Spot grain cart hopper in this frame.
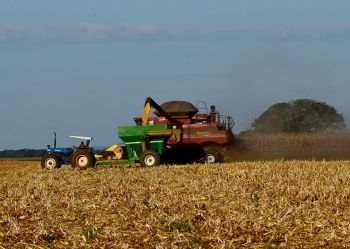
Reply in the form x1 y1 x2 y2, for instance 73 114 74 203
95 124 180 167
94 98 184 167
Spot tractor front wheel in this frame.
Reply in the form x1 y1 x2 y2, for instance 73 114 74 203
41 154 62 169
71 150 95 170
140 150 161 167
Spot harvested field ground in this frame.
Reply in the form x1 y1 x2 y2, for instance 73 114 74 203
1 160 350 248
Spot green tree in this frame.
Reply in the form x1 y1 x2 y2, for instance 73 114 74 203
252 99 346 133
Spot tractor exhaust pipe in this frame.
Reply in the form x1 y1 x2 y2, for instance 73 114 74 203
54 132 57 148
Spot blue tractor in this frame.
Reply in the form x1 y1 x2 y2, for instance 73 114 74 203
41 132 96 170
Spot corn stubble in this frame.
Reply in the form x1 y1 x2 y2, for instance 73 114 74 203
1 160 350 248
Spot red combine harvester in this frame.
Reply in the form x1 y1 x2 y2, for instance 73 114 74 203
134 97 235 164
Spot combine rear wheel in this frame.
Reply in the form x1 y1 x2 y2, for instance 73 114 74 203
71 150 95 170
140 150 160 167
41 154 62 169
203 145 223 164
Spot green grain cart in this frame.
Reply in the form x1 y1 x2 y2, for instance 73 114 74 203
96 124 178 167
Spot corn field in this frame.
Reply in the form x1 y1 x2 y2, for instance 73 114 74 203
227 132 350 161
1 159 350 248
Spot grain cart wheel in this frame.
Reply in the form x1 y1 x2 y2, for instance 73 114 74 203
140 150 160 167
41 154 62 169
203 145 223 164
71 150 95 170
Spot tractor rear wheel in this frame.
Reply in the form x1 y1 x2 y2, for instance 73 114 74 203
203 145 223 164
41 154 62 169
71 150 95 170
140 150 161 167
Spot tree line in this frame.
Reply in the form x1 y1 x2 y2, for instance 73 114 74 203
0 149 46 158
252 99 346 133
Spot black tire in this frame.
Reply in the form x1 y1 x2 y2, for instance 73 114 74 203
41 154 62 169
71 150 95 170
91 155 96 168
203 145 223 164
140 150 161 167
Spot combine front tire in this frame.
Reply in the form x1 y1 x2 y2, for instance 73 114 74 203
71 150 95 170
140 150 160 167
41 154 62 169
203 145 223 164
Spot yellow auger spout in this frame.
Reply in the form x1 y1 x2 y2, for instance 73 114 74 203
142 101 151 126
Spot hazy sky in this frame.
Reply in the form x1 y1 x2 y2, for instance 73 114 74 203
1 1 350 149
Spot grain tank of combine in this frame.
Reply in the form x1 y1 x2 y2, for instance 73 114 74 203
134 97 235 163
